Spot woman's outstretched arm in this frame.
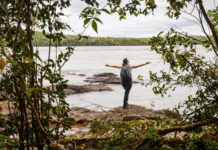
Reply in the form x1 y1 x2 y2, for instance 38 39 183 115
132 62 151 69
105 64 121 69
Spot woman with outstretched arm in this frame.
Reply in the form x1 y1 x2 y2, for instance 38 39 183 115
105 58 151 109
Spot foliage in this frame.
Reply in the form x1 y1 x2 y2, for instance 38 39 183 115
33 32 206 47
0 0 80 149
73 115 217 150
208 6 218 33
33 32 150 46
88 117 161 150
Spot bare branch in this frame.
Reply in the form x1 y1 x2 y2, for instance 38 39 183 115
198 0 218 48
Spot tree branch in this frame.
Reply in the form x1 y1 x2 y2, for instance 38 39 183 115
0 42 10 60
3 0 15 52
198 0 218 48
14 0 25 44
134 119 217 150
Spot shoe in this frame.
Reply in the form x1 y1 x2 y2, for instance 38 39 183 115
123 105 130 109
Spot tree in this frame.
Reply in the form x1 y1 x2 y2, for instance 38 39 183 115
0 0 90 149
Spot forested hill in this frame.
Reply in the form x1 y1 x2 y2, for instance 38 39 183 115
33 32 150 46
33 32 204 46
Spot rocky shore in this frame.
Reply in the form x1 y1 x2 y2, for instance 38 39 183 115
0 101 182 125
65 104 182 124
0 101 186 150
0 72 187 149
84 73 139 84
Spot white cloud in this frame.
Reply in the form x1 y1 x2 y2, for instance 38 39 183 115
60 0 216 37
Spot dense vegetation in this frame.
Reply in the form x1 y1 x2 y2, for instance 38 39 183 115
33 32 205 46
33 32 150 46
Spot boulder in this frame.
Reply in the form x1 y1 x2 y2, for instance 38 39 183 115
45 84 112 95
84 72 138 84
84 76 138 84
68 105 183 124
64 84 112 95
93 73 117 78
110 105 183 121
79 74 86 76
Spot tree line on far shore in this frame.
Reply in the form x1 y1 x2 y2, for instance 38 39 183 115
33 32 205 46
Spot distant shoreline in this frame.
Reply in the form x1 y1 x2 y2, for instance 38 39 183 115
33 32 204 47
34 44 202 47
34 45 150 47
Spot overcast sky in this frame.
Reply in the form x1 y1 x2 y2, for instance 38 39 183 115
59 0 217 37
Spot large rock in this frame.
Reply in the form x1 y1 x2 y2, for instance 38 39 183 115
64 84 112 95
84 77 123 84
68 105 183 124
45 84 112 95
84 73 138 84
93 73 117 78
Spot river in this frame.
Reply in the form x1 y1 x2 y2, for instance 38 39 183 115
37 45 213 111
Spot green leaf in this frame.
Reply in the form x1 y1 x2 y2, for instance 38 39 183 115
9 61 18 65
91 9 95 16
133 12 138 17
15 15 20 19
27 88 34 99
101 9 110 14
94 18 103 24
171 4 176 10
92 20 98 33
157 31 164 36
0 134 11 142
82 36 88 39
119 15 126 21
58 12 64 16
84 18 92 26
56 105 60 112
175 50 179 57
33 51 42 61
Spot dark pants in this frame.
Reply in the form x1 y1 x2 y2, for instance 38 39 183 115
121 78 132 107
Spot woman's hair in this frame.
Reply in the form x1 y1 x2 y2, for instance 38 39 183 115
122 58 128 67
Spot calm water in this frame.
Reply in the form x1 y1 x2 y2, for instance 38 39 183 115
37 46 213 111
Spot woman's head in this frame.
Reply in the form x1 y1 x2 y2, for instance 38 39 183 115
122 58 129 66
